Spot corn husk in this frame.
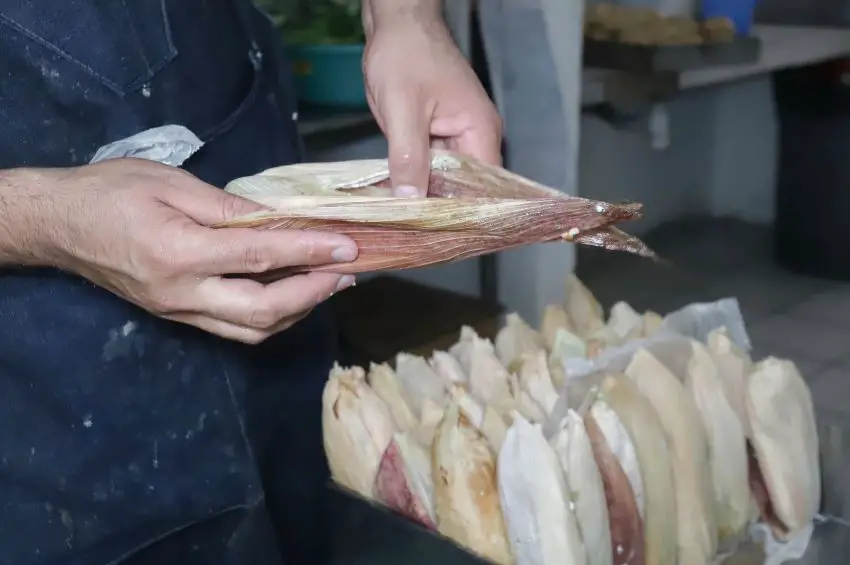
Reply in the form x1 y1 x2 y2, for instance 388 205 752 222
495 313 546 368
682 341 750 545
746 358 820 539
376 431 436 529
625 349 717 565
416 398 446 447
450 386 508 453
217 150 653 277
540 304 575 350
607 301 643 342
548 328 588 387
430 350 468 388
367 362 418 432
595 374 678 565
450 325 481 374
514 350 560 418
641 311 664 338
433 402 513 564
322 364 396 499
394 353 447 417
707 326 753 437
551 410 613 565
499 414 587 565
565 274 606 338
467 335 516 416
584 397 645 565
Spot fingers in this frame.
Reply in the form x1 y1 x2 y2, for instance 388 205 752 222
182 227 359 277
454 115 503 167
382 91 434 198
170 310 312 345
191 271 354 330
159 176 269 225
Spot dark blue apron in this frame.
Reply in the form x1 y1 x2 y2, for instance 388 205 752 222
0 1 337 564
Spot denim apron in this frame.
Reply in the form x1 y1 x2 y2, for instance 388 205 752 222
0 1 337 564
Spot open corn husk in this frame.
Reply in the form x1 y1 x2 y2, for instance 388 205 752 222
376 431 436 529
394 353 447 417
707 326 754 437
367 362 418 433
499 414 587 565
416 398 446 447
450 325 481 374
450 385 508 453
641 311 664 338
607 301 644 342
593 374 678 565
682 341 750 545
322 364 396 500
746 358 820 539
496 313 546 368
514 350 560 419
430 350 468 388
433 401 513 565
625 349 717 565
540 304 574 350
467 335 516 416
565 274 606 338
217 150 653 277
583 396 645 565
550 410 613 565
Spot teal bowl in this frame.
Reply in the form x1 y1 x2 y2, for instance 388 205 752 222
287 43 368 109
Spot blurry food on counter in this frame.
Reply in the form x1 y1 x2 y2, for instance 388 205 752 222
585 3 737 45
321 274 821 565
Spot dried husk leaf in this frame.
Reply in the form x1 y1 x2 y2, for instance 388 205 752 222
468 335 516 416
641 311 664 338
515 350 560 418
430 350 468 388
707 326 754 437
416 398 445 447
433 402 512 565
367 362 418 432
682 341 750 545
322 364 396 499
394 353 447 417
495 313 546 367
746 357 820 538
450 325 482 374
548 328 588 387
217 150 654 278
510 371 546 423
584 398 644 565
375 431 437 529
597 374 678 565
499 414 587 565
551 410 613 565
540 303 574 350
607 301 644 342
625 349 717 565
448 386 507 453
565 275 606 338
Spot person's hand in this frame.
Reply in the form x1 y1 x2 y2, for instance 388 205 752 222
362 8 502 197
32 159 358 344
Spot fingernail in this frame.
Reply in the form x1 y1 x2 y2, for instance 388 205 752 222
331 245 358 263
336 275 356 292
394 184 420 198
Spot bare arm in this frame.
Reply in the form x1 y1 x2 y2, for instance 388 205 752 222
0 168 56 267
361 0 442 37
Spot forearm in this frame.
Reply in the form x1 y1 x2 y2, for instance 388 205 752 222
0 169 57 267
362 0 443 36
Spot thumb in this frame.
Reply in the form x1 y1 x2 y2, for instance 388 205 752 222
382 94 433 198
160 174 268 226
